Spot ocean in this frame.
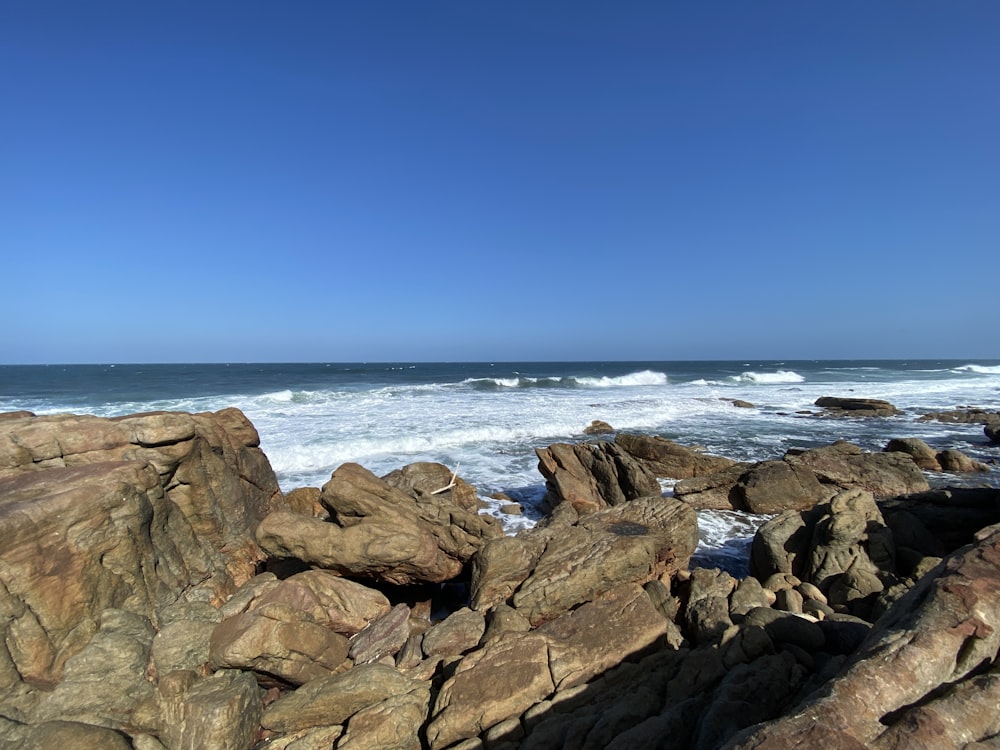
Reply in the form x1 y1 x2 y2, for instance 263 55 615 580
3 360 999 573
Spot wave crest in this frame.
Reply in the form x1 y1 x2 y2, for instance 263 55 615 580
955 364 1000 375
734 370 805 385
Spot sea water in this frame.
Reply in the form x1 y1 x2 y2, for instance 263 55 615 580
2 360 998 572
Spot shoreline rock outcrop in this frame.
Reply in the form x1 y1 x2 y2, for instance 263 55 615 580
2 408 999 750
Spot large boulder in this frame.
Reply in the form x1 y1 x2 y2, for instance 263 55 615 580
535 441 661 514
615 433 738 479
0 409 278 690
256 463 502 585
814 396 901 417
785 441 929 498
470 495 699 625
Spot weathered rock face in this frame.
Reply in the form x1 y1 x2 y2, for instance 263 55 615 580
535 441 661 514
256 462 502 585
381 461 480 513
614 433 738 479
727 523 1000 749
675 441 929 514
0 410 278 689
884 437 990 474
470 495 699 625
987 422 1000 444
814 396 901 417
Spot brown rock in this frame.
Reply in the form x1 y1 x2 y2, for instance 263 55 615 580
0 409 278 690
257 463 502 585
261 663 424 734
471 496 698 625
936 448 989 473
421 607 486 659
382 461 480 513
535 441 661 513
814 396 901 417
734 460 835 514
426 633 554 750
209 607 350 686
727 523 1000 748
539 583 669 690
583 420 615 435
673 463 752 510
23 721 133 750
157 669 263 750
786 441 929 498
348 603 412 664
615 433 738 479
884 437 942 471
251 570 391 635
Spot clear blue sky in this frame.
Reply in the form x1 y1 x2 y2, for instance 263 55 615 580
2 2 998 364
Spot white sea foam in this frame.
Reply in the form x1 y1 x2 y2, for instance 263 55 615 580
956 364 1000 375
734 370 805 384
574 370 668 387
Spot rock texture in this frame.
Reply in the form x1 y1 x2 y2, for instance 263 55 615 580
4 410 1000 750
535 441 661 513
614 433 738 479
675 441 930 513
814 396 901 417
256 462 502 585
0 410 277 690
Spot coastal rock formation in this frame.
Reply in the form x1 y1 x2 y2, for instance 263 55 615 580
917 407 1000 425
884 437 990 473
615 432 738 479
988 422 1000 444
4 408 1000 750
727 522 1000 749
534 441 661 513
470 495 699 624
0 409 278 690
675 441 929 513
255 462 502 585
814 396 901 417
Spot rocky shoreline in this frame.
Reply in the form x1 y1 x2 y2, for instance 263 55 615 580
0 400 998 749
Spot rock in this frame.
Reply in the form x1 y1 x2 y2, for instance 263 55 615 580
726 523 1000 749
151 602 221 676
0 409 278 690
499 502 522 515
348 603 412 664
583 420 615 435
535 441 661 513
884 437 942 471
615 433 738 479
750 507 824 580
382 461 480 513
261 663 424 734
538 583 669 690
157 669 263 750
472 496 698 625
733 460 835 514
209 606 351 686
249 570 391 635
730 399 755 408
880 487 1000 556
278 487 326 517
917 408 1000 425
683 568 737 645
987 423 1000 444
936 448 990 473
24 720 133 750
426 633 554 750
421 608 486 659
31 608 155 728
672 463 751 510
257 463 502 586
786 441 929 498
814 396 901 417
335 683 430 750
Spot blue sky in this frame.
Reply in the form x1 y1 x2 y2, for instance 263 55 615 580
2 2 998 363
